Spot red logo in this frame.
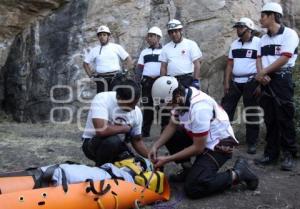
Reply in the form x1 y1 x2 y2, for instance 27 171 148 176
246 50 253 58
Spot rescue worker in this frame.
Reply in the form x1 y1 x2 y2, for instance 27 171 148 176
137 26 163 137
255 2 299 171
149 76 259 199
159 19 202 130
222 17 261 154
83 25 133 93
81 79 149 166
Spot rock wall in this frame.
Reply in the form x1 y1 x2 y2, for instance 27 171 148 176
0 0 299 122
2 0 88 122
0 0 68 116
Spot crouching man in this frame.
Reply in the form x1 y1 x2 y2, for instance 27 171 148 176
148 76 259 198
81 79 149 166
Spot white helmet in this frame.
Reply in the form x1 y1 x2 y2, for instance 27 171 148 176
152 76 178 105
97 25 111 34
167 19 183 31
233 17 255 30
148 26 163 37
262 2 283 16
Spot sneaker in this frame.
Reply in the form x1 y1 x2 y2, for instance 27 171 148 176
233 158 259 190
247 144 256 155
281 152 294 171
169 168 190 183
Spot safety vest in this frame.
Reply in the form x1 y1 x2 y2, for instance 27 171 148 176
184 87 238 147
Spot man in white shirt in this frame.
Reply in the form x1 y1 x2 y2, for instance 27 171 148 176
149 76 258 199
159 19 203 130
255 2 299 171
83 25 133 93
82 79 149 166
160 19 202 88
137 26 163 137
222 18 261 154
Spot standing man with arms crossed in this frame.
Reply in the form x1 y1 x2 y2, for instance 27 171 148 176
255 2 299 171
83 25 133 93
148 76 259 198
159 19 202 129
222 18 261 154
137 26 163 137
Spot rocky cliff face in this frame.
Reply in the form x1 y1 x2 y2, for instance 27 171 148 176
2 0 88 122
0 0 299 122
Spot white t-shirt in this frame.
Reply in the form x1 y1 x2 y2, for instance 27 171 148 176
159 38 202 76
137 47 162 77
176 88 237 150
82 92 143 139
258 26 299 68
84 43 129 73
228 36 260 83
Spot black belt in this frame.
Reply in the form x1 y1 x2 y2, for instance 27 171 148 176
171 73 192 79
274 67 293 75
82 137 91 141
94 71 119 78
233 73 256 78
142 75 159 80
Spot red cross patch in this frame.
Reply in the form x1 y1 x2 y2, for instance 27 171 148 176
275 46 281 55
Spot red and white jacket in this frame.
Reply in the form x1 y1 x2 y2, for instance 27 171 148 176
174 87 238 150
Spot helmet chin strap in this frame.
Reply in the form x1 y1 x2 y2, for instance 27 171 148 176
175 88 192 114
184 88 192 107
238 28 248 38
101 40 109 45
100 35 110 46
173 33 183 46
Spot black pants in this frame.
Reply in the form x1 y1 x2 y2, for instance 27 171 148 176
94 76 114 93
259 73 297 159
161 74 193 130
166 129 232 198
141 76 158 136
82 135 132 166
222 80 260 145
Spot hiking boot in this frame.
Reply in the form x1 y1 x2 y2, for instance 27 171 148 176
281 152 294 171
169 168 190 183
254 155 277 166
233 158 259 190
247 144 256 155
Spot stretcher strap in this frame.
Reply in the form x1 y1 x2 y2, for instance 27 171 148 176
85 179 111 196
134 199 141 209
100 166 124 185
140 170 159 193
97 192 119 209
42 165 68 193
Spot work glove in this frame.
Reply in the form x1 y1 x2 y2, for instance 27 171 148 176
191 79 201 90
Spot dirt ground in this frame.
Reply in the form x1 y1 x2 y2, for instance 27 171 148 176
0 121 300 209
